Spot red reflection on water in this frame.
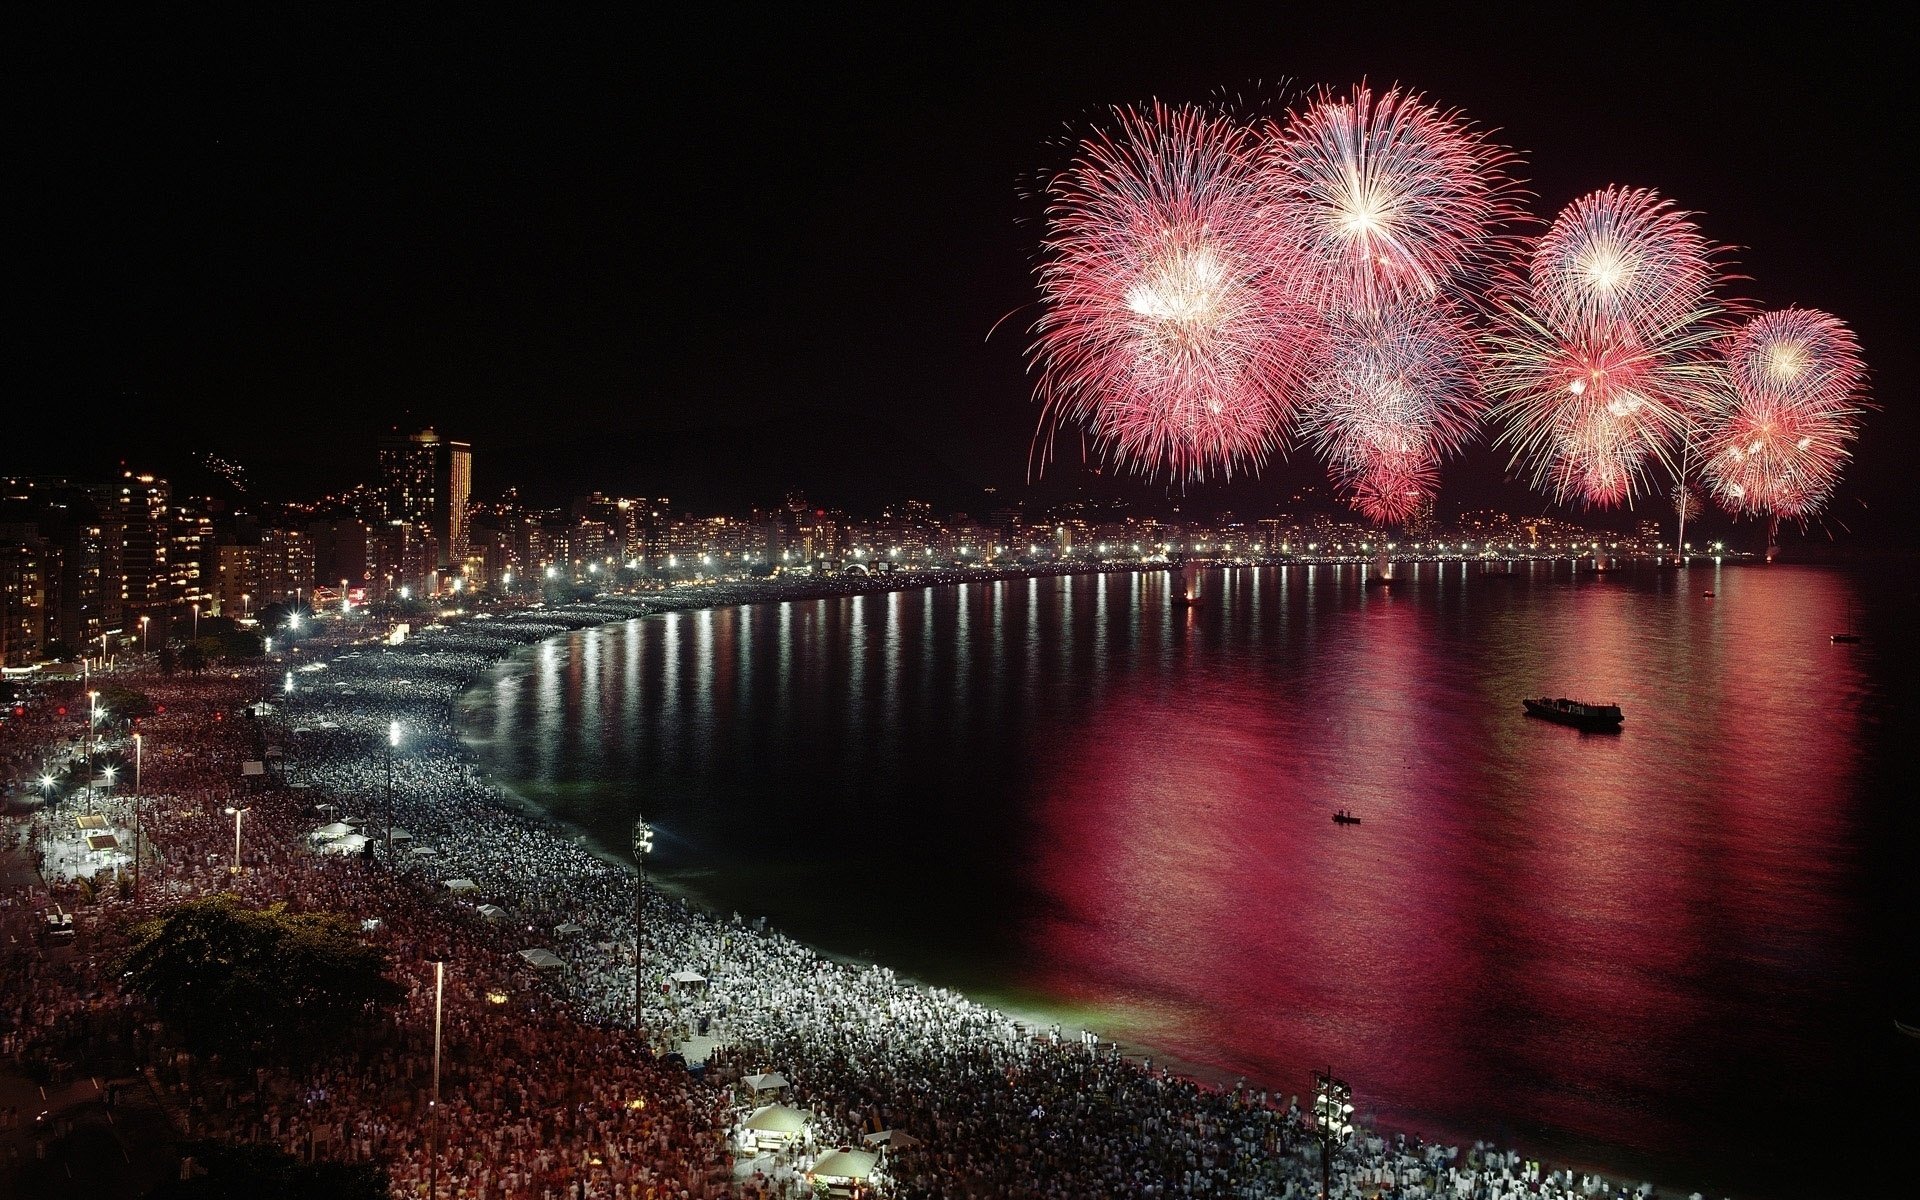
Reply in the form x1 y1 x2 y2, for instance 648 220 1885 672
1023 566 1864 1178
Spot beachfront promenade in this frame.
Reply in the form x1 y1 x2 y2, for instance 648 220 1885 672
2 577 1716 1199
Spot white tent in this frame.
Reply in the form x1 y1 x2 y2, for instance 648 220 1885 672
862 1129 921 1149
445 878 478 893
554 921 585 937
742 1071 790 1093
410 845 439 858
310 822 353 841
742 1104 808 1140
388 827 414 844
670 969 708 987
518 948 565 971
322 833 369 855
476 904 508 921
811 1150 878 1182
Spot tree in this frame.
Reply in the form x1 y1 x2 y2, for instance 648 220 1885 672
121 895 402 1055
179 642 206 675
144 1142 388 1200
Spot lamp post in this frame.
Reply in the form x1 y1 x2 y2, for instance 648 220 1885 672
224 805 248 874
191 602 199 641
132 732 144 897
85 690 100 813
1312 1069 1354 1200
385 720 401 859
632 816 654 1034
428 955 448 1200
139 614 150 653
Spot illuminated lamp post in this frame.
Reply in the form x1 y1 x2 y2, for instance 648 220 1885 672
386 720 402 859
224 805 249 874
1313 1069 1354 1200
139 614 150 653
427 954 448 1200
132 732 144 897
632 816 655 1034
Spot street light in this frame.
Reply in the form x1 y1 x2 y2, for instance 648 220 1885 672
224 805 249 874
1312 1069 1355 1200
427 954 449 1200
132 732 145 897
386 720 402 858
139 615 150 653
632 815 655 1033
191 602 200 641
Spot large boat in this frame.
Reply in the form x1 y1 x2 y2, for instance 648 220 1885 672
1523 697 1624 731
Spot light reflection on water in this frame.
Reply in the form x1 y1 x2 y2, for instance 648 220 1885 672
465 563 1919 1198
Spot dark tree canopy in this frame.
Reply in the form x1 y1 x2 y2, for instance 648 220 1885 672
121 895 401 1054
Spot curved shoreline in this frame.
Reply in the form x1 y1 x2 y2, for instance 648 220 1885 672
439 569 1713 1199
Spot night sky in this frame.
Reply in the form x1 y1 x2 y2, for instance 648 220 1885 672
14 7 1914 540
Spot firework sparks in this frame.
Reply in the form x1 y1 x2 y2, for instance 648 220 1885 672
1030 101 1316 480
1300 300 1483 522
1701 308 1865 519
1262 83 1518 312
1488 190 1726 507
1527 187 1716 336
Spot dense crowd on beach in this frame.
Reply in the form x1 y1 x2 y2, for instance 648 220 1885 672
2 573 1727 1198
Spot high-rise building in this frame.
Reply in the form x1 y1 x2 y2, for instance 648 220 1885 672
378 428 472 568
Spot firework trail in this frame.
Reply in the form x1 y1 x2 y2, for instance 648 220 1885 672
1299 299 1484 522
1701 308 1865 520
1489 189 1725 507
1261 83 1519 313
1029 101 1316 481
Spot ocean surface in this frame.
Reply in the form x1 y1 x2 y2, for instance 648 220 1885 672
462 562 1920 1199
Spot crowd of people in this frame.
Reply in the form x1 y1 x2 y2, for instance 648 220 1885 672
2 576 1724 1198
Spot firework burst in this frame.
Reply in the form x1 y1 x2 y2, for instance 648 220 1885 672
1701 308 1865 519
1262 83 1518 312
1488 189 1727 507
1030 101 1316 480
1526 187 1717 336
1300 300 1483 522
1486 307 1725 506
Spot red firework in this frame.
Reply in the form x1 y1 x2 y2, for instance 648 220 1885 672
1262 83 1518 312
1299 300 1484 523
1030 101 1316 480
1486 308 1724 507
1527 187 1717 336
1701 308 1865 519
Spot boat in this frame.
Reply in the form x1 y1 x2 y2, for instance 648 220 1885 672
1332 810 1361 825
1830 632 1862 644
1702 590 1715 598
1523 697 1624 731
1898 1019 1920 1039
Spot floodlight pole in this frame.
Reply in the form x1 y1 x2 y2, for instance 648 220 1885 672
1313 1069 1353 1200
632 815 655 1038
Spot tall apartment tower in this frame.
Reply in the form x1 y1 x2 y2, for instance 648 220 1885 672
377 428 472 569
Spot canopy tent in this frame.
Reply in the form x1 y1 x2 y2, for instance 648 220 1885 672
811 1150 878 1181
85 832 120 852
517 948 566 971
742 1072 790 1093
476 904 508 921
388 827 414 844
554 921 585 937
321 833 369 855
862 1130 922 1149
670 969 708 986
444 878 478 893
76 815 109 831
310 822 353 841
410 845 440 858
742 1104 808 1135
240 761 265 777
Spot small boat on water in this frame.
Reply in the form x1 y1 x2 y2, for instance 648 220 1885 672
1831 632 1862 644
1523 697 1625 731
1332 810 1361 825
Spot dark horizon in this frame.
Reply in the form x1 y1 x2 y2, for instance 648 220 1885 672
14 7 1913 541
